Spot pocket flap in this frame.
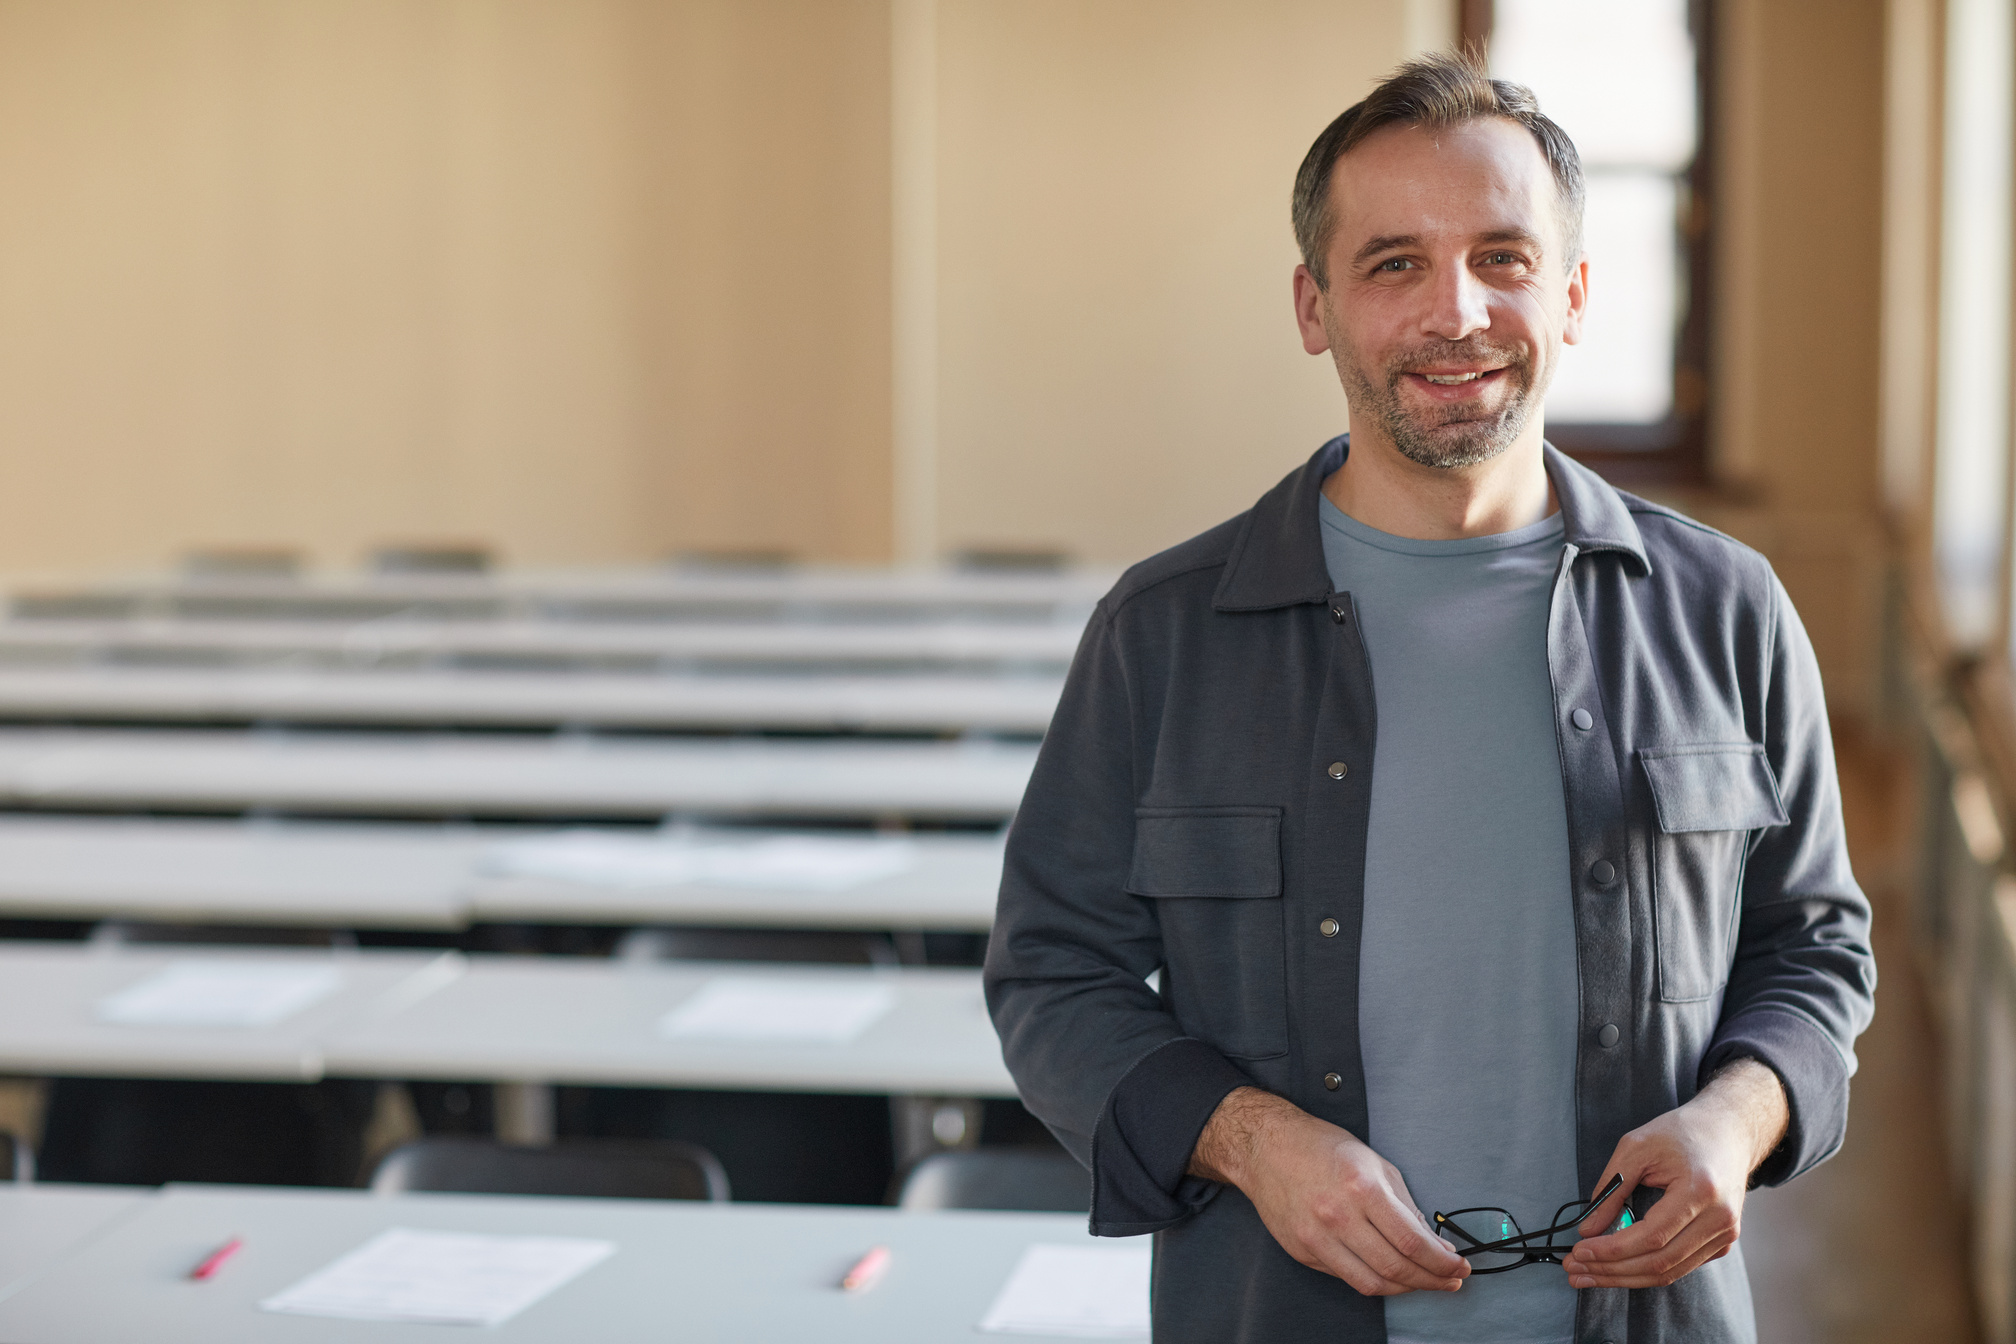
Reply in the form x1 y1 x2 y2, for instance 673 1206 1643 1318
1126 807 1282 898
1640 745 1790 833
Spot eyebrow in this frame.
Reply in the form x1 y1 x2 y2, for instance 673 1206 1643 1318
1352 234 1418 265
1475 228 1546 255
1351 228 1548 266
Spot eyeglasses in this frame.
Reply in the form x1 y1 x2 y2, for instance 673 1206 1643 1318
1431 1174 1634 1274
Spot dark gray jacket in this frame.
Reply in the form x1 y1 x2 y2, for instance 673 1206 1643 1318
985 438 1875 1343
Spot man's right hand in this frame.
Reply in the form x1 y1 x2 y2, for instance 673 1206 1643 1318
1187 1086 1470 1296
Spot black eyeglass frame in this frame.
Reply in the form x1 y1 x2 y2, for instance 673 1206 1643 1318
1430 1174 1628 1274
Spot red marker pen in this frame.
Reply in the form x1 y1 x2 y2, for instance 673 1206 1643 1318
840 1245 890 1293
190 1237 243 1281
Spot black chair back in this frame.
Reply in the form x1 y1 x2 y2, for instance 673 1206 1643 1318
370 1138 729 1202
897 1149 1088 1213
0 1132 29 1182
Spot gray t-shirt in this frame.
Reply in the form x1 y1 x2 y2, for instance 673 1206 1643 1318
1319 496 1580 1344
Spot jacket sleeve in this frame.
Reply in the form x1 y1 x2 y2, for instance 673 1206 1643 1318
1701 573 1877 1185
984 602 1251 1236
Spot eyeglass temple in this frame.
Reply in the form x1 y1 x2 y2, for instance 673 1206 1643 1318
1436 1174 1628 1255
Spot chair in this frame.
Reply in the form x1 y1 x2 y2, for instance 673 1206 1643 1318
369 1138 729 1202
897 1148 1089 1213
0 1132 32 1182
182 547 301 580
615 925 898 966
371 544 492 575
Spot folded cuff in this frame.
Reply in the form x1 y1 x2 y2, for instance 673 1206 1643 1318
1701 1007 1851 1187
1088 1037 1250 1237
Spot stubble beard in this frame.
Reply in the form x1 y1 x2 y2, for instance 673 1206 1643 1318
1330 314 1552 470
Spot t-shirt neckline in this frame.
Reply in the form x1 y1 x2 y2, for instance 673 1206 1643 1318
1318 494 1566 558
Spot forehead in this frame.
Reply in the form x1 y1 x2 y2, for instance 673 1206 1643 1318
1327 117 1560 252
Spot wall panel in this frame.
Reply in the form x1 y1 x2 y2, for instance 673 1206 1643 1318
932 0 1424 565
0 0 891 572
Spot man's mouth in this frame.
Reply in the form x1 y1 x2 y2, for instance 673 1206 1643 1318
1400 366 1511 400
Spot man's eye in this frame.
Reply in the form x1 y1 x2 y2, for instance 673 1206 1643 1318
1376 258 1412 272
1483 252 1519 266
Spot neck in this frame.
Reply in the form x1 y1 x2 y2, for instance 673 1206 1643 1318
1322 417 1557 540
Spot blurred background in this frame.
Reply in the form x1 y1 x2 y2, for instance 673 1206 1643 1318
0 0 1994 1340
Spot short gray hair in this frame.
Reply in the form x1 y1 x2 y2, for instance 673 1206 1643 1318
1291 50 1585 288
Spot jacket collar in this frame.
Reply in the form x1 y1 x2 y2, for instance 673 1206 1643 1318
1211 435 1651 612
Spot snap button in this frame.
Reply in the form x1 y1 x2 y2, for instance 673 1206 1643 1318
1572 707 1594 731
1322 1072 1342 1091
1318 918 1339 938
1597 1023 1621 1048
1590 859 1616 885
1330 605 1348 625
1327 761 1348 780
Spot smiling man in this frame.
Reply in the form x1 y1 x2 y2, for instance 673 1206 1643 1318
985 52 1875 1344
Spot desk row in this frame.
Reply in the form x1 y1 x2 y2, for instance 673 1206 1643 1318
14 564 1115 625
0 814 1004 931
0 615 1086 669
0 942 1016 1096
0 729 1038 820
0 1182 1144 1342
0 667 1065 732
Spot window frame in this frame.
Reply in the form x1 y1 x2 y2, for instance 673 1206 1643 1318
1461 0 1715 489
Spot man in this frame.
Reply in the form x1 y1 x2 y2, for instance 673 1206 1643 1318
984 51 1874 1344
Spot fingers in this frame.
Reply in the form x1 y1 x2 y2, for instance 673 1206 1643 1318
1357 1200 1470 1289
1576 1173 1634 1238
1295 1240 1412 1297
1572 1181 1687 1264
1364 1173 1471 1281
1564 1190 1739 1289
1579 1133 1658 1238
1566 1222 1735 1289
1283 1180 1465 1294
1276 1208 1456 1296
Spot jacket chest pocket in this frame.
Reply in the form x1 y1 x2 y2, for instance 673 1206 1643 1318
1127 806 1287 1060
1640 745 1789 1003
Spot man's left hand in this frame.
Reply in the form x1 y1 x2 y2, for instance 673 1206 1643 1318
1560 1058 1789 1290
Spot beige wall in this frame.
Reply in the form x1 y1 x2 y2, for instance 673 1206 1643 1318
0 0 1425 576
929 0 1432 565
0 0 1899 716
1695 0 1887 714
0 0 891 573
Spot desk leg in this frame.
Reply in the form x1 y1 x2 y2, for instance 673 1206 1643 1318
494 1083 555 1146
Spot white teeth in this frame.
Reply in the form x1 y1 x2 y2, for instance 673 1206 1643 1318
1423 372 1483 385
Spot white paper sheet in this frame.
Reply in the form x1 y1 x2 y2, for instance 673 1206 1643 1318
96 961 344 1027
656 976 896 1043
978 1244 1152 1339
481 830 917 892
260 1228 615 1326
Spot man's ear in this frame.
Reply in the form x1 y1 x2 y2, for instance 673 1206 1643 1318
1293 264 1332 356
1560 254 1590 347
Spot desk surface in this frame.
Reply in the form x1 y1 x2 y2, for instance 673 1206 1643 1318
0 667 1063 733
12 566 1114 626
0 944 455 1081
0 815 1003 931
465 827 1003 931
0 729 1037 821
320 957 1015 1096
0 1184 1113 1343
0 815 480 929
0 1185 150 1300
0 945 1011 1096
0 617 1085 669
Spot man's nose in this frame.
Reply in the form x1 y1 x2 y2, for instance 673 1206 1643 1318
1422 263 1490 341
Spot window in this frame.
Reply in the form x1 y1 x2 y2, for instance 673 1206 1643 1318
1934 0 2015 650
1466 0 1710 483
